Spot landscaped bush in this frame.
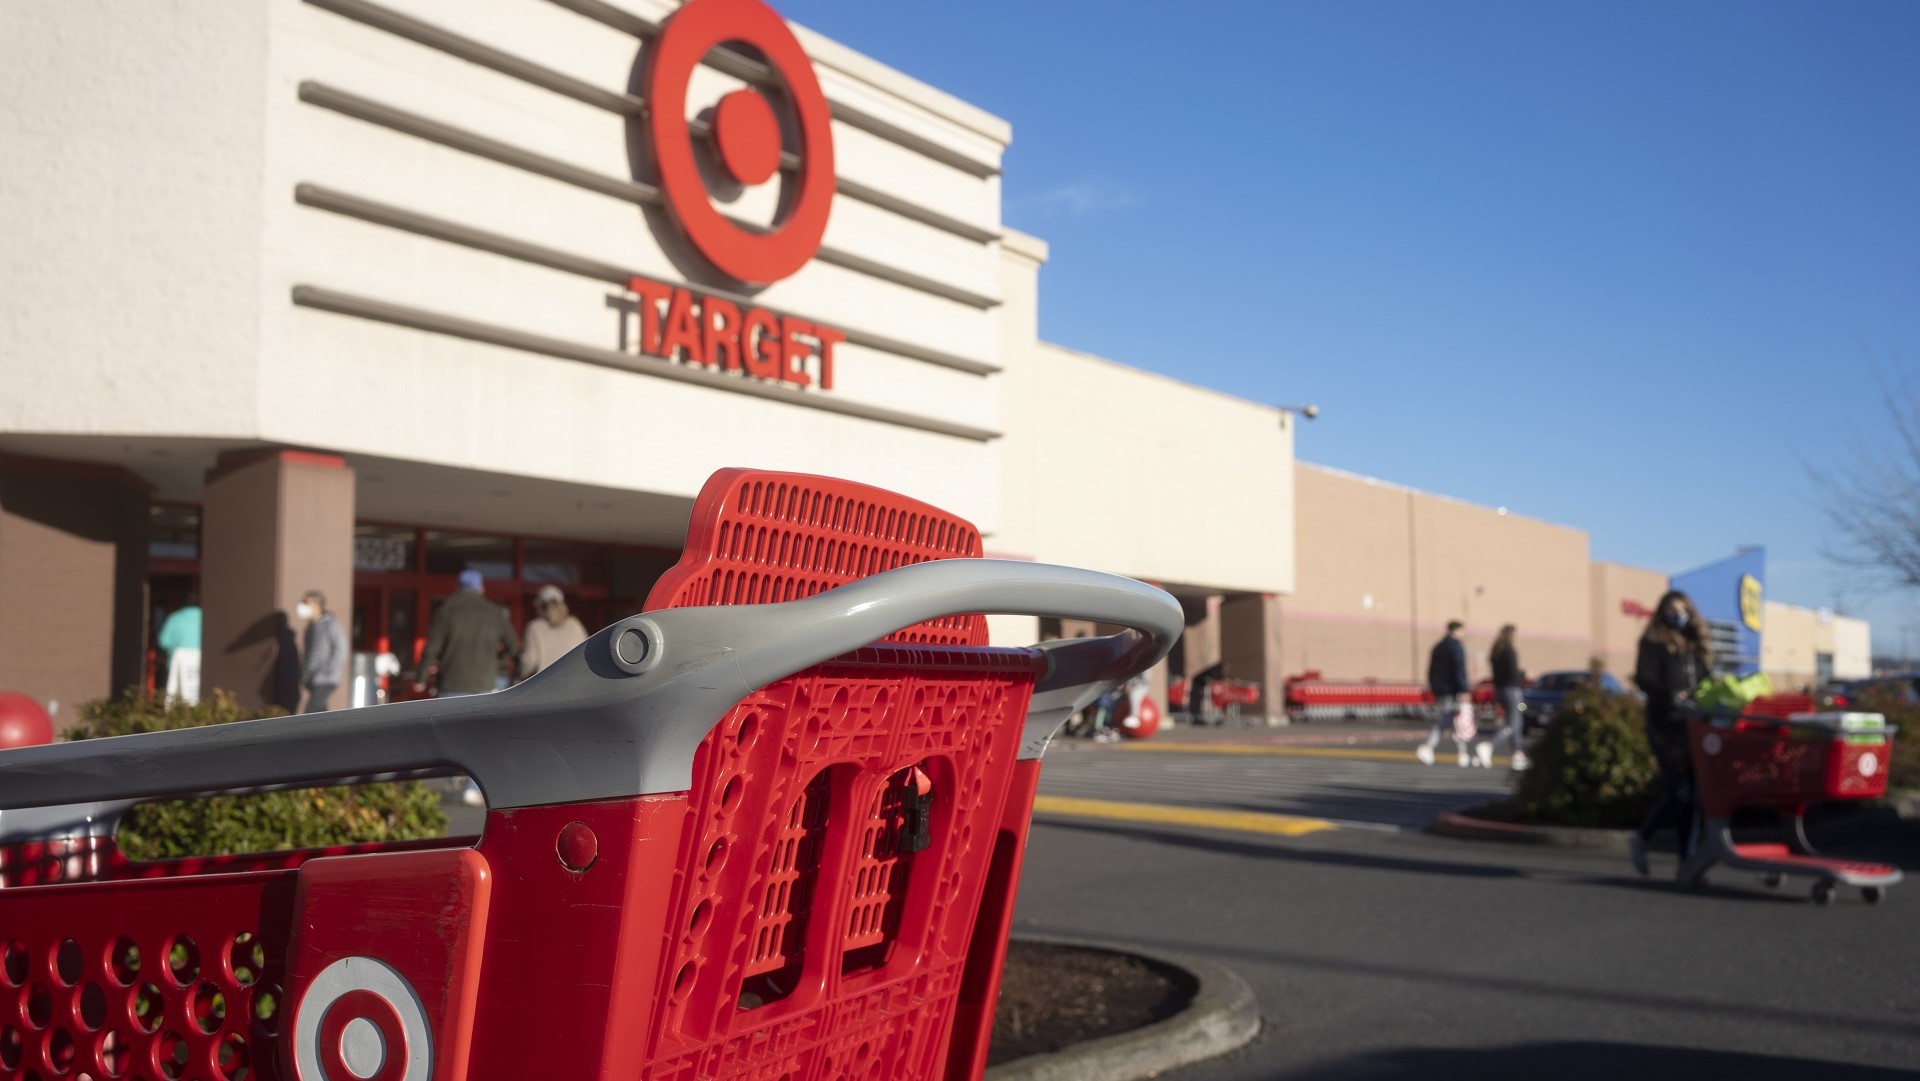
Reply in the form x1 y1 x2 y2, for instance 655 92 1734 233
1852 689 1920 792
65 690 447 861
1507 665 1659 829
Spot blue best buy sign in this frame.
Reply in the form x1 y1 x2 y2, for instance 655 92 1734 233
1671 548 1764 676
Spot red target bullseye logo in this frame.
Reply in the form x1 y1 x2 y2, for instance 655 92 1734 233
292 957 432 1081
646 0 836 285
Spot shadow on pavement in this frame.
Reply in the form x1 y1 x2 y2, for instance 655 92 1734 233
1202 783 1508 830
1036 817 1527 879
1019 925 1920 1043
1036 814 1889 906
1275 1040 1914 1080
1820 815 1920 872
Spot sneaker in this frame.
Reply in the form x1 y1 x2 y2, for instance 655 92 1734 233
1511 750 1530 772
1474 741 1494 768
1628 836 1649 878
1415 742 1435 766
460 781 485 807
1457 744 1471 767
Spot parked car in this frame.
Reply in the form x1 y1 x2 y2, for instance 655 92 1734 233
1471 676 1532 724
1521 669 1626 732
1822 674 1920 709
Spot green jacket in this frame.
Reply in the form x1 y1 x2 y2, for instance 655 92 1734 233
424 590 518 695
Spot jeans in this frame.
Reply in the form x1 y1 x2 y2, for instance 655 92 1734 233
1489 685 1525 748
303 685 336 713
1426 693 1464 744
1637 721 1696 857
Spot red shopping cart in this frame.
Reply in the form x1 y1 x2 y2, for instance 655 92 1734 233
0 468 1181 1081
1168 676 1261 724
1679 695 1903 904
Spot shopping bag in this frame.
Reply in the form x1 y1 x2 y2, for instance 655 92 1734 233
1453 699 1477 742
1694 672 1775 711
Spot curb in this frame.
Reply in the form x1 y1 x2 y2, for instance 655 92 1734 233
1430 808 1631 852
984 935 1261 1081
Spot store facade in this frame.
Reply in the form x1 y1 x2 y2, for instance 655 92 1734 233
0 0 1863 727
1 0 1294 723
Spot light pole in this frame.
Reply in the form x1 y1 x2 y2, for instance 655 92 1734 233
1276 404 1320 430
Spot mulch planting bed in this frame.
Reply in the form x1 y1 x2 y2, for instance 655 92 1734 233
987 939 1197 1067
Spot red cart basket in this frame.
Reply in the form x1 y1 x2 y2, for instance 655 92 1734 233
1679 696 1902 904
0 468 1181 1081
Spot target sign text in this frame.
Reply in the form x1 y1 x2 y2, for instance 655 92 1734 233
610 275 846 391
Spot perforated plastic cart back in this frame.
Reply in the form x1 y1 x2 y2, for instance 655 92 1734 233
628 469 1032 1079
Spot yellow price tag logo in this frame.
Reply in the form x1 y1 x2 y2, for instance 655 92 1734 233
1739 575 1763 633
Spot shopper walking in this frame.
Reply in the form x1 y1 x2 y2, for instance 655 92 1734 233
1186 660 1225 726
518 584 588 681
1417 620 1472 766
416 570 519 697
1479 624 1528 770
297 590 348 714
1628 589 1714 876
157 594 202 706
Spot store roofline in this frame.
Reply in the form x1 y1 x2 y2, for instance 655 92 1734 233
789 22 1013 146
1033 341 1291 419
1297 460 1587 538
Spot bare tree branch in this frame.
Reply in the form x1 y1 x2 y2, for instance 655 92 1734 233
1811 354 1920 590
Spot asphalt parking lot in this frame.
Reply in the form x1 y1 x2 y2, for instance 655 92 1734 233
1013 740 1920 1080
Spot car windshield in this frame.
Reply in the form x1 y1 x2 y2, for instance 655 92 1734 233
1536 673 1586 690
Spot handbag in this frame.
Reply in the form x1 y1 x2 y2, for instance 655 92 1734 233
1453 699 1477 742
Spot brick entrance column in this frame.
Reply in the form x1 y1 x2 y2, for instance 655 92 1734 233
200 450 354 712
0 454 150 728
1221 593 1286 726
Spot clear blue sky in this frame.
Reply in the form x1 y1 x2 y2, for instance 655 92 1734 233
780 0 1920 655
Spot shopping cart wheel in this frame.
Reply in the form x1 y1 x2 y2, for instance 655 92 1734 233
1811 881 1836 906
1861 886 1884 906
1761 873 1783 889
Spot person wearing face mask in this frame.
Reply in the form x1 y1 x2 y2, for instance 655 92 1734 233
1629 589 1714 876
518 584 588 681
297 590 348 714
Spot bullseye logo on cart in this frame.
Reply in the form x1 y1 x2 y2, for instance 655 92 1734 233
610 0 846 390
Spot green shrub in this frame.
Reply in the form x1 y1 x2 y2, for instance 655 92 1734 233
65 690 448 861
1508 667 1659 829
1852 688 1920 792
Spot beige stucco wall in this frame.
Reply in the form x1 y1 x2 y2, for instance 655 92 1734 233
1763 603 1874 688
2 0 1013 533
1282 464 1592 683
1831 616 1871 680
992 232 1293 597
1591 561 1670 680
0 3 270 439
1020 343 1292 593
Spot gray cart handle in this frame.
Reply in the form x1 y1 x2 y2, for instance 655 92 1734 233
0 559 1180 829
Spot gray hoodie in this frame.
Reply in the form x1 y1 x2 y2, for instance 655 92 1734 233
303 611 348 690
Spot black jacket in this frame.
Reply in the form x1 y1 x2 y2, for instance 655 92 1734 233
1428 636 1469 697
1490 646 1521 690
1634 636 1709 727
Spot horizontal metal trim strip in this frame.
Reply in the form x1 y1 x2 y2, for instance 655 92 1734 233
297 81 1000 309
289 284 1002 441
539 0 1003 179
302 0 999 243
293 183 1000 375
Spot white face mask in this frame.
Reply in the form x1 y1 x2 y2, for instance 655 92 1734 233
295 602 314 621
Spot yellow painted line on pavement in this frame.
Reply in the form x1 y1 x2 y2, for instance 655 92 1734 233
1111 742 1511 767
1031 794 1338 837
